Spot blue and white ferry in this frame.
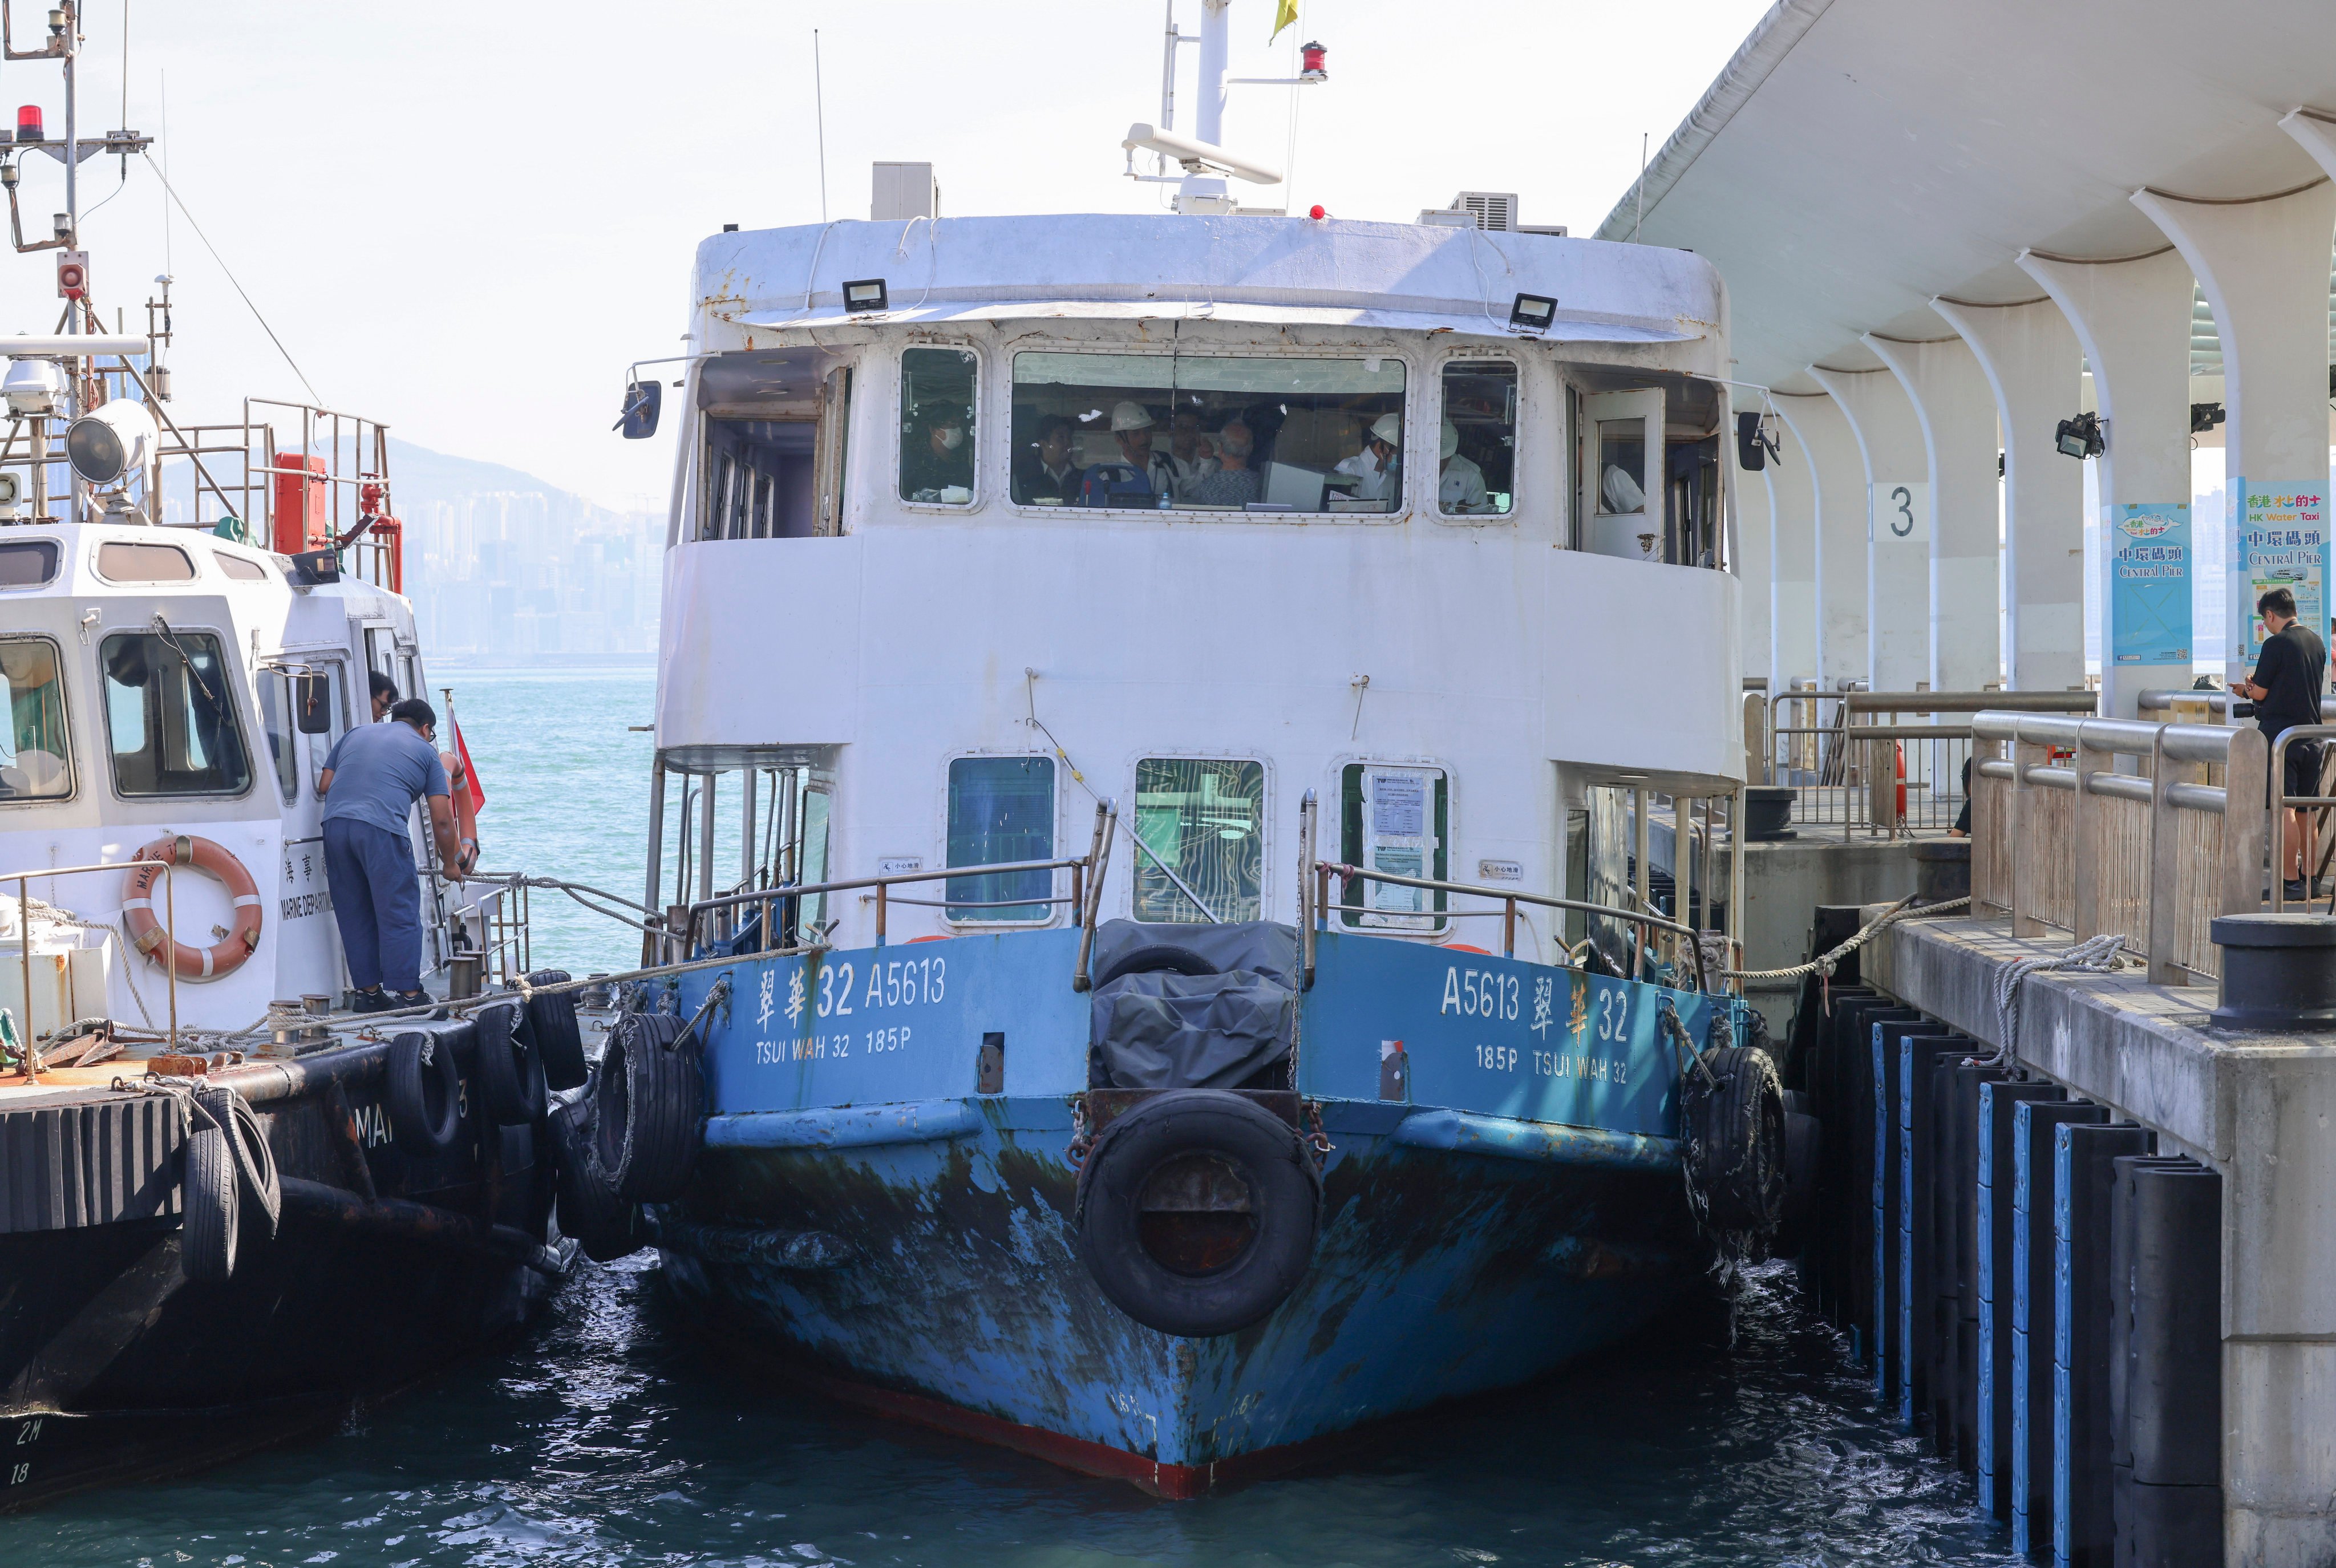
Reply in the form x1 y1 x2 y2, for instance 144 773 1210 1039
596 1 1765 1495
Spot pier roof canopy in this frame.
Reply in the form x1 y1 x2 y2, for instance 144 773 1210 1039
1597 0 2336 386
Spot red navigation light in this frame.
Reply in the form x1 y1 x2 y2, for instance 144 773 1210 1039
1308 205 1326 221
15 106 43 144
1299 41 1327 81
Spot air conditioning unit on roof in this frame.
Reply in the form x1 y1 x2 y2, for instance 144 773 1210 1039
1455 191 1516 231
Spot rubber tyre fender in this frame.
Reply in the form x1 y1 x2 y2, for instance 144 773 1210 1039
1074 1088 1319 1339
180 1120 240 1283
1092 944 1220 989
589 1010 702 1204
195 1085 281 1243
524 970 590 1092
386 1030 464 1158
474 1001 547 1126
548 1095 643 1263
1683 1043 1788 1235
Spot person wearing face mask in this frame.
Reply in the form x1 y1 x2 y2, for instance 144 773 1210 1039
1163 408 1220 491
1437 418 1489 513
1183 418 1262 508
1013 415 1082 504
1331 411 1403 507
901 403 974 501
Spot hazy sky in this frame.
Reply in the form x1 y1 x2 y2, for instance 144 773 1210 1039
7 1 1771 510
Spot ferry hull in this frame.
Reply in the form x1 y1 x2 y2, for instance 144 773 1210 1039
655 1100 1706 1494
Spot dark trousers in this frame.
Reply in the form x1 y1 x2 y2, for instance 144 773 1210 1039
323 817 422 994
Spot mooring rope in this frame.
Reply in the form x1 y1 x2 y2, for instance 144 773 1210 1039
1985 931 2129 1067
1720 894 1971 983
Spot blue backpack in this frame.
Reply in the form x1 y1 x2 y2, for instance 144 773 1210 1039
1077 463 1159 509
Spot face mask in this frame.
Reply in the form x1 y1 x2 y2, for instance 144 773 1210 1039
1221 438 1253 461
937 426 965 451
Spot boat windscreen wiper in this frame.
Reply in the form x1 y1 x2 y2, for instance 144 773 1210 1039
150 613 216 703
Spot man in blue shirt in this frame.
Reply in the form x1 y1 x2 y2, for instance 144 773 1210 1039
319 697 466 1011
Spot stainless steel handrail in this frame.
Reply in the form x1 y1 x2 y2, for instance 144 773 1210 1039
2267 723 2336 912
1 856 184 1073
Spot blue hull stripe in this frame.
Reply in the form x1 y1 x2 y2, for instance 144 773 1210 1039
1390 1108 1678 1169
705 1100 985 1150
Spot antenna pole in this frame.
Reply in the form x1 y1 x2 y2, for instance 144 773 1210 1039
812 28 828 224
1195 0 1228 146
1634 132 1646 242
62 1 76 253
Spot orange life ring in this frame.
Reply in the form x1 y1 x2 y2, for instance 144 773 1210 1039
122 834 264 981
440 749 480 872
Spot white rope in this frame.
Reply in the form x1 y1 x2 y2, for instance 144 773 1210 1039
1721 894 1970 983
1987 931 2128 1066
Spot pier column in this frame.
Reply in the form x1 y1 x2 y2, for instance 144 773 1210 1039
1737 447 1774 687
2017 246 2197 719
1765 418 1819 690
2133 171 2336 684
1931 296 2088 692
1863 333 2003 691
1808 366 1932 692
1772 390 1869 688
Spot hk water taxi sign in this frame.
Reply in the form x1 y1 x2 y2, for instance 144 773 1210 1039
2232 481 2329 660
2108 501 2189 665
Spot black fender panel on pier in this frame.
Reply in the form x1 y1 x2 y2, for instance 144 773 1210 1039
1075 1088 1319 1339
0 1092 184 1233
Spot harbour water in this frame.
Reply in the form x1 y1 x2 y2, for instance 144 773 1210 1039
0 668 2018 1566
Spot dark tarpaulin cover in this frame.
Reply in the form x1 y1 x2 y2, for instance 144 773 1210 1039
1088 919 1298 1089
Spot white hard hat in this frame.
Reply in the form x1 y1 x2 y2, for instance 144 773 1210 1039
1111 400 1156 432
1440 419 1460 460
1369 412 1402 447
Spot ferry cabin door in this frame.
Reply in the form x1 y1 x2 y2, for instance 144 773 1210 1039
258 655 347 1002
1581 389 1665 562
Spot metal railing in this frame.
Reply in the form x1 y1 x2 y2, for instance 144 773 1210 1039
674 854 1101 965
2267 724 2336 913
2 856 185 1077
1969 710 2264 984
453 873 534 987
1751 687 2097 837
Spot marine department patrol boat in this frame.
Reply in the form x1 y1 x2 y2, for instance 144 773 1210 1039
582 0 1783 1494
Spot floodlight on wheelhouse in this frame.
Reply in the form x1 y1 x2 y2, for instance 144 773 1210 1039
64 396 156 485
842 278 889 314
1509 293 1557 331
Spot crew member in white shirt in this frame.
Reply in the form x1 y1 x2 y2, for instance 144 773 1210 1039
1332 412 1403 504
1437 419 1489 512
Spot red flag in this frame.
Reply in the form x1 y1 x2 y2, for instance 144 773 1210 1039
454 720 486 813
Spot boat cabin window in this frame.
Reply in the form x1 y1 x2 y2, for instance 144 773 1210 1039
0 540 58 589
0 637 71 801
257 670 299 804
1011 353 1406 514
701 420 818 540
214 550 269 582
945 756 1055 922
797 785 832 931
1133 758 1264 922
303 661 348 795
898 348 977 505
1597 421 1647 517
96 541 195 583
1338 764 1448 931
1438 363 1515 517
100 630 253 797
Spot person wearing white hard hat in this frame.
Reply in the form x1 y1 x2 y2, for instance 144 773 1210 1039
1331 411 1403 505
1436 419 1489 513
1107 400 1180 501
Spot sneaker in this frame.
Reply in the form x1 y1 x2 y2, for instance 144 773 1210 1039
2284 879 2309 902
391 989 442 1017
350 987 391 1014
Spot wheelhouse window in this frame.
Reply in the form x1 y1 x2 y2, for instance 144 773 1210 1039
1133 759 1263 923
1438 362 1515 516
0 540 58 588
1338 764 1448 931
214 550 270 582
898 348 977 505
257 671 299 804
96 541 195 582
0 637 71 801
302 661 347 796
945 756 1055 922
701 420 818 540
100 629 252 797
1010 353 1406 513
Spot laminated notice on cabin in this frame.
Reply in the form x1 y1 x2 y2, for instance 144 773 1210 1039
1373 773 1426 837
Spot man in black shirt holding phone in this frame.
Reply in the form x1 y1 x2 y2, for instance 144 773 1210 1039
2231 586 2328 900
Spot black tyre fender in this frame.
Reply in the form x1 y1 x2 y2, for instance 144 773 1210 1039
525 970 590 1092
194 1085 280 1243
1073 1089 1319 1339
386 1029 464 1158
548 1095 643 1262
588 1011 702 1204
1092 944 1220 989
180 1119 240 1283
1683 1043 1788 1235
474 1001 548 1126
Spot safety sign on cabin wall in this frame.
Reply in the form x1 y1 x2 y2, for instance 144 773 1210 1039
2107 501 2190 665
2230 480 2330 661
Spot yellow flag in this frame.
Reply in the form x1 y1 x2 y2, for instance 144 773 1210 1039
1270 0 1298 40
